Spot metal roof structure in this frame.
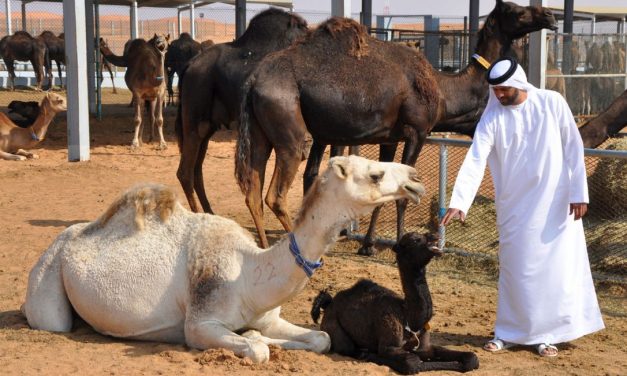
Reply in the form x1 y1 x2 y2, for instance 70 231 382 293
25 0 292 8
547 6 627 23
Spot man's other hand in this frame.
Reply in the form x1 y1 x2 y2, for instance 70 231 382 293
570 203 588 220
440 208 466 226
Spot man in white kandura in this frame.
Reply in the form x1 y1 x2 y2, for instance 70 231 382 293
440 56 605 357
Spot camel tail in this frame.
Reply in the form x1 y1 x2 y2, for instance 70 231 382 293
83 184 177 234
235 75 257 194
310 290 334 324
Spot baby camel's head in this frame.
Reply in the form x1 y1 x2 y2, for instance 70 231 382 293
392 232 442 267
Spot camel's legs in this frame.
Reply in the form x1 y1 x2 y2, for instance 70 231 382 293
177 128 205 213
154 96 167 150
32 58 44 91
246 317 330 353
184 320 270 363
265 144 304 232
244 124 273 248
147 98 157 144
302 141 326 194
131 96 143 148
56 62 63 89
5 59 16 91
359 143 399 256
0 150 27 161
194 132 216 214
16 149 39 159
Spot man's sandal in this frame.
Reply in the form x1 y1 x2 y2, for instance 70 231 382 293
537 343 558 357
483 338 515 352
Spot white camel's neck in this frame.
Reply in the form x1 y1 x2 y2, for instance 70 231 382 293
249 191 353 311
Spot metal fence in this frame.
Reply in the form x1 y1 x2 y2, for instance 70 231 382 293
347 137 627 285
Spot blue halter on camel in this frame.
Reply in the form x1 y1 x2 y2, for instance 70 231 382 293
288 232 323 278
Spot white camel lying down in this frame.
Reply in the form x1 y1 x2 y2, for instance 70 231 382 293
23 155 425 362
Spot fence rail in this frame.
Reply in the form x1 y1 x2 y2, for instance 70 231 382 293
347 137 627 285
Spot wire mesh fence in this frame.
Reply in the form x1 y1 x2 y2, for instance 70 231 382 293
348 137 627 286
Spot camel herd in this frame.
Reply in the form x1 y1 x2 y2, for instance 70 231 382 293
4 0 627 370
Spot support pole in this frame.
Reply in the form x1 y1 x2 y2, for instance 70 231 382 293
86 0 96 114
189 1 195 39
95 1 101 120
21 1 26 31
438 141 448 251
468 0 479 59
130 0 138 40
63 0 90 161
361 0 372 28
177 9 182 36
562 0 574 74
235 0 246 38
528 0 547 89
5 0 12 35
331 0 351 18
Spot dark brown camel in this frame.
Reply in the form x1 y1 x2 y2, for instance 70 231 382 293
175 8 308 214
235 0 557 249
165 32 201 106
124 34 170 149
200 39 215 52
98 38 130 67
0 31 51 91
311 232 479 374
38 31 65 88
579 90 627 148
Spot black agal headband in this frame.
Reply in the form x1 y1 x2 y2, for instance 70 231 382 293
486 56 519 85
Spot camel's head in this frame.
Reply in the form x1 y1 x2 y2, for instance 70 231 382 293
392 232 442 267
43 92 67 113
150 33 170 53
488 0 557 40
322 155 425 215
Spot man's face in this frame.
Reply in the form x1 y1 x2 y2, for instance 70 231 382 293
493 86 521 106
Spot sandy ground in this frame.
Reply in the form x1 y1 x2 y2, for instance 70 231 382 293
0 88 625 375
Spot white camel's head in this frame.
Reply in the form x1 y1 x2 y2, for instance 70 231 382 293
314 155 425 216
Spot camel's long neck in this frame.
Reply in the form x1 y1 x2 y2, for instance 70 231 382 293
399 265 433 332
28 100 57 142
250 190 351 312
434 21 514 123
100 46 128 67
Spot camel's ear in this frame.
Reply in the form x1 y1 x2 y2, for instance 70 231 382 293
166 34 171 41
329 157 350 180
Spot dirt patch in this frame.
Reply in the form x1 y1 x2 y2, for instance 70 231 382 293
0 89 625 375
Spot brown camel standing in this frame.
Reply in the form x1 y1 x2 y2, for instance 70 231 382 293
0 92 67 160
165 33 201 106
579 90 627 148
123 34 170 149
38 31 65 89
235 0 557 249
0 31 51 91
175 8 308 214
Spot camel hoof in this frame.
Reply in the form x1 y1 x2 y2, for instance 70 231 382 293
156 142 168 151
29 154 39 160
241 330 263 340
243 340 270 363
357 245 376 257
130 143 141 151
16 155 27 161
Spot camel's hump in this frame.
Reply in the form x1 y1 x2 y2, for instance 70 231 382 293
83 183 178 234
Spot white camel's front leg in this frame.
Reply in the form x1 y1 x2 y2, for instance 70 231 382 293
185 319 270 363
251 310 330 353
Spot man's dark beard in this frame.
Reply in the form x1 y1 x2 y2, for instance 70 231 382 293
499 89 521 106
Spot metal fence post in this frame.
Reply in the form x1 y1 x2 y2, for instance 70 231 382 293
438 140 448 250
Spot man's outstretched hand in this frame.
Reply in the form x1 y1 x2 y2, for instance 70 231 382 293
440 208 466 226
570 203 588 220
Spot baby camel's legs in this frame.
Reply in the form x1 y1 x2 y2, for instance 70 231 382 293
0 150 26 160
16 149 39 159
184 319 270 363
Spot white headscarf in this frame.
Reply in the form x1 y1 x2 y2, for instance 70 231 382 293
485 57 537 113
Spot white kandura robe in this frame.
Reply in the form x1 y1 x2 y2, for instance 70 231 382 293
449 89 605 345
